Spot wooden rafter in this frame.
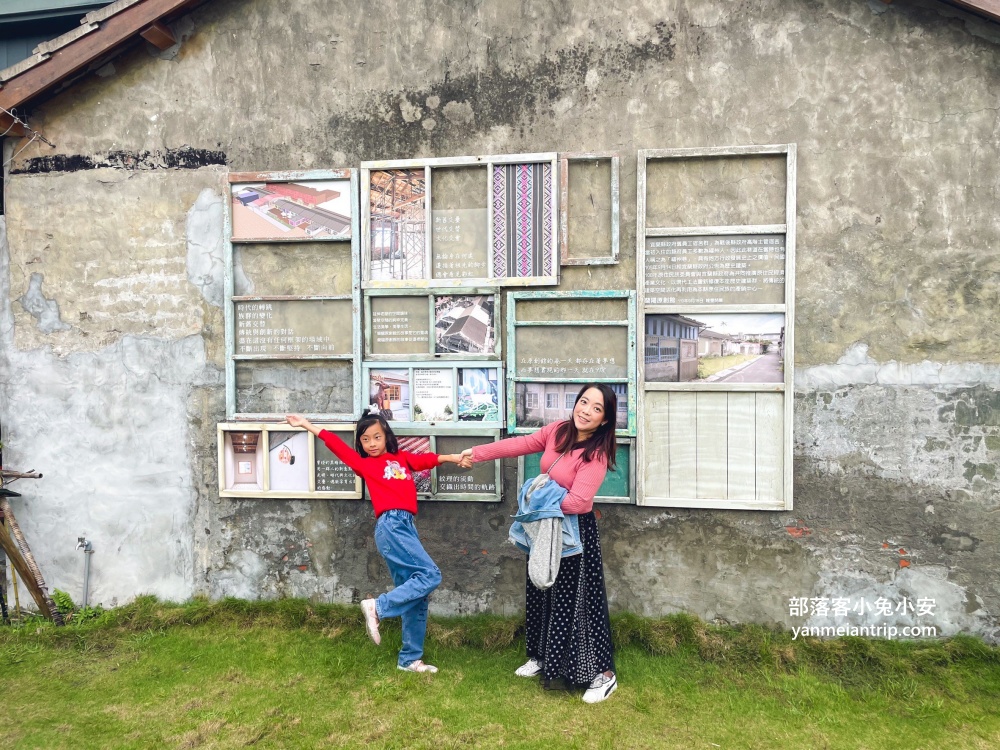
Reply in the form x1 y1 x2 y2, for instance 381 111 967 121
942 0 1000 23
0 0 208 135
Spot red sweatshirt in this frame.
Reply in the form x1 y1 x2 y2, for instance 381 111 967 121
318 430 439 517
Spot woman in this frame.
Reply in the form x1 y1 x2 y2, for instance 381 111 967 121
463 384 618 703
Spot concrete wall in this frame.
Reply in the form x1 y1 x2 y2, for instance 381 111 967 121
1 0 998 640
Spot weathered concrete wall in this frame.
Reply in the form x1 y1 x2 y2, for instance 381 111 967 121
1 0 999 641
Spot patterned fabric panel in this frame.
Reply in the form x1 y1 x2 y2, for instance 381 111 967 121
491 163 553 278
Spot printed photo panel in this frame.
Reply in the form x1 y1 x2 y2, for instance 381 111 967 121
435 294 496 355
491 162 556 280
235 299 354 357
397 434 433 494
231 180 352 242
369 169 427 281
643 234 786 306
369 295 431 356
369 368 411 422
515 382 629 430
645 313 785 384
515 325 629 379
314 428 360 493
267 431 310 492
436 436 498 495
223 430 264 491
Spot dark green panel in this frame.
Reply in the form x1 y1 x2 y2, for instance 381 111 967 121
523 444 630 499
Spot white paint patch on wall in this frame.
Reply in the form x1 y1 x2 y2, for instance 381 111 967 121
796 342 1000 390
0 217 222 608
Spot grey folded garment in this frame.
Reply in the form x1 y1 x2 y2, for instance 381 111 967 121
523 517 562 590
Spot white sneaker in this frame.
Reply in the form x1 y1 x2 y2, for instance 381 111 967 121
361 599 381 645
398 659 438 673
582 672 617 703
514 658 543 677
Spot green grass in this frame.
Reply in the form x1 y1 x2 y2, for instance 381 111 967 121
697 354 757 379
2 597 1000 749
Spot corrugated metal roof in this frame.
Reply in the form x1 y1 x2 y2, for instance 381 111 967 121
0 2 108 23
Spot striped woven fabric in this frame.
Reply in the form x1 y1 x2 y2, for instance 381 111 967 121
492 163 553 278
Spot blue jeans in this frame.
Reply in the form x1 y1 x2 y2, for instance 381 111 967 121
373 509 442 667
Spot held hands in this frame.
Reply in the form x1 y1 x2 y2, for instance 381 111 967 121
439 449 475 469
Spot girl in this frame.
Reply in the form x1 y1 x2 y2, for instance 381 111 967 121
286 411 465 673
461 384 619 703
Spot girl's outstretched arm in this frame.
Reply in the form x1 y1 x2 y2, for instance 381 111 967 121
286 414 322 436
285 414 367 474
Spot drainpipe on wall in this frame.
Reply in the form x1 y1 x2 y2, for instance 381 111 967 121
76 536 93 607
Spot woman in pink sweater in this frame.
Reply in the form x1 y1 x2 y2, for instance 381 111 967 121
465 383 619 704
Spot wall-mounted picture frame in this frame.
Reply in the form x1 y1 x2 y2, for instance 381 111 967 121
506 290 637 436
224 169 363 423
230 178 352 242
360 154 560 289
364 289 501 361
393 428 503 502
218 423 362 499
559 152 620 266
363 362 504 429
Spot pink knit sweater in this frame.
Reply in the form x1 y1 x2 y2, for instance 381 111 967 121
471 421 608 515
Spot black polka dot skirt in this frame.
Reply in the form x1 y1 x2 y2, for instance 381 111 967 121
525 511 616 689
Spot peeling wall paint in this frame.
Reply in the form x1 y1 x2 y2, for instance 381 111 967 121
1 0 998 643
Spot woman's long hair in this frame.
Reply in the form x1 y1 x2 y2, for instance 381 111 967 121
554 383 618 470
354 412 399 455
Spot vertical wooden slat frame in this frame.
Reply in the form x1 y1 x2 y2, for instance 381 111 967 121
637 145 796 510
223 169 362 422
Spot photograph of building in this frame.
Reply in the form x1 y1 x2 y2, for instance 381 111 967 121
516 382 627 429
435 295 496 354
231 181 351 240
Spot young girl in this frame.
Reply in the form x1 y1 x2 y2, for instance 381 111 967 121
286 411 465 673
460 384 619 702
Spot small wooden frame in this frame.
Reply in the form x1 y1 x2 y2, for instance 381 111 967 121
218 423 363 499
362 361 505 430
363 288 501 361
559 152 620 266
393 428 503 503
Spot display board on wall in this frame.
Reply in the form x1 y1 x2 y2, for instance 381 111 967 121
506 290 636 436
363 362 503 428
360 154 560 288
636 145 796 510
218 423 362 499
364 290 500 360
392 431 502 502
224 169 363 422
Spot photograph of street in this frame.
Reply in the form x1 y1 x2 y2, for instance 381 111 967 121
645 313 785 384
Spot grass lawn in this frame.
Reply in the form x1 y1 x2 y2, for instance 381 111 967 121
2 598 1000 749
